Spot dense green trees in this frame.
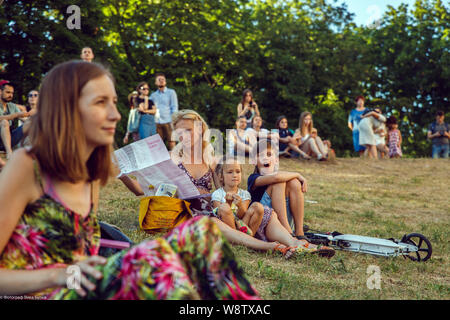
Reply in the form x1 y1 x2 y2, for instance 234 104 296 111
1 0 448 156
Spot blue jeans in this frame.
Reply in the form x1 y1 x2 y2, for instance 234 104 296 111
138 114 157 139
260 191 293 226
0 125 23 151
432 144 449 159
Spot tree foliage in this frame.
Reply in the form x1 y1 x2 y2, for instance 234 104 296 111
1 0 448 156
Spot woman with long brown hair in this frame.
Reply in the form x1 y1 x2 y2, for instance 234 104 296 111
293 111 329 161
237 89 260 129
135 81 157 139
0 62 259 300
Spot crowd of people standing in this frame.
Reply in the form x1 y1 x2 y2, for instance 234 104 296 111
347 95 448 159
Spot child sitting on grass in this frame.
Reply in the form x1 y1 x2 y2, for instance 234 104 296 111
211 156 264 236
275 115 311 159
247 139 335 256
247 139 308 239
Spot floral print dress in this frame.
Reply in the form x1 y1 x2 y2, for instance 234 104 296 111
388 129 402 158
178 162 215 216
0 162 259 300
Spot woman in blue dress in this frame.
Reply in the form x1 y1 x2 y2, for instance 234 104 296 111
135 82 157 139
348 95 367 156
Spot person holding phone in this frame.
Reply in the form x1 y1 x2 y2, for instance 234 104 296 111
427 110 449 158
237 89 260 129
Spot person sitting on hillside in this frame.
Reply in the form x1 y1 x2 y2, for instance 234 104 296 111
227 116 254 157
0 82 33 161
293 111 329 161
19 90 39 127
275 115 310 159
247 115 272 140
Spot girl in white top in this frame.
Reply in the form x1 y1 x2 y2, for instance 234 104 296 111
211 157 264 236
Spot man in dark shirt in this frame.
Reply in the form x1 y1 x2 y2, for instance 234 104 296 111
427 110 449 159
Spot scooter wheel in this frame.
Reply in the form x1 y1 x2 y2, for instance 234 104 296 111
402 233 432 262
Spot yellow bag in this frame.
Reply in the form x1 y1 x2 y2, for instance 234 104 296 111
138 196 193 233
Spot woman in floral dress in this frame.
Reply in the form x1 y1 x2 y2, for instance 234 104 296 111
0 61 259 300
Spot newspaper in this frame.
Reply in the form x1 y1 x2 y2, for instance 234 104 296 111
114 135 200 199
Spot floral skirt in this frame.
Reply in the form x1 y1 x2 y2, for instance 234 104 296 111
50 216 259 300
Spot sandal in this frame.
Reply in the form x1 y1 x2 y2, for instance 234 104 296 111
273 243 296 259
298 244 335 258
294 241 336 258
293 234 309 241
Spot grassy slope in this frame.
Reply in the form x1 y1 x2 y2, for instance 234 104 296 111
98 158 449 300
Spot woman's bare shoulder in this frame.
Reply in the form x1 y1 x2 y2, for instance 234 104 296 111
0 149 39 203
3 148 35 172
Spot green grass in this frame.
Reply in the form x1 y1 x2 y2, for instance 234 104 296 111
97 157 450 300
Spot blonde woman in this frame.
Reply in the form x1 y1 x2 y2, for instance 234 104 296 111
294 111 329 161
120 109 219 216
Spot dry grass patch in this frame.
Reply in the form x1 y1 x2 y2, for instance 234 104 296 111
97 158 449 300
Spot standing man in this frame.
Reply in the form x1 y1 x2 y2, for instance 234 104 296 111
80 47 95 62
427 110 449 158
150 73 178 150
0 82 31 162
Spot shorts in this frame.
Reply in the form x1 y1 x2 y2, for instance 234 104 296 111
260 191 293 226
254 206 273 242
0 125 24 150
